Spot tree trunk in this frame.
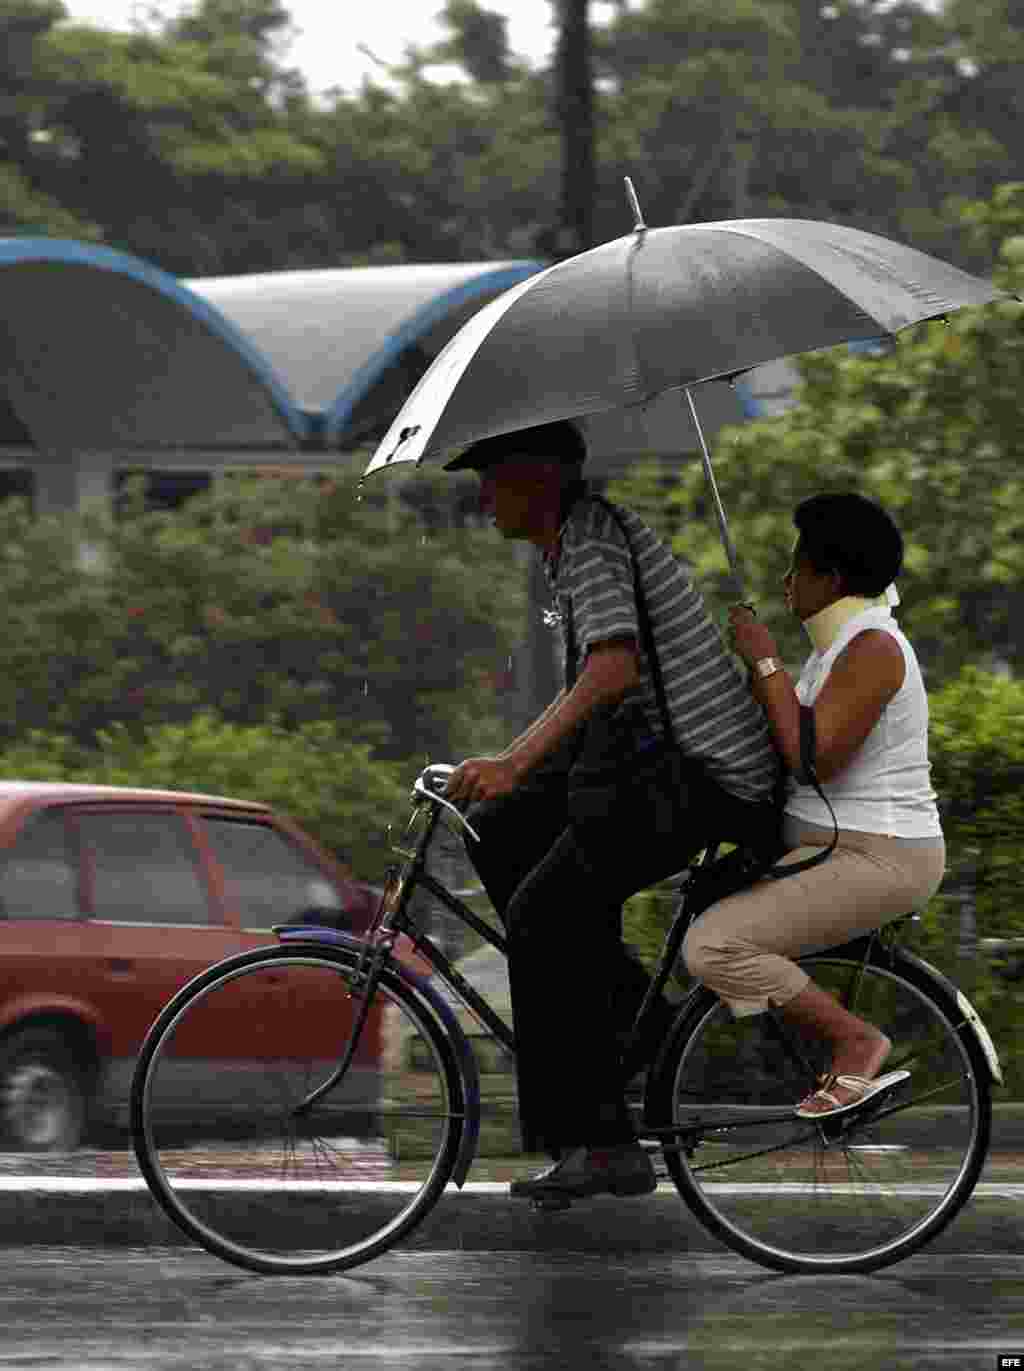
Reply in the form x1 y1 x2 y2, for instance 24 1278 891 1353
553 0 595 258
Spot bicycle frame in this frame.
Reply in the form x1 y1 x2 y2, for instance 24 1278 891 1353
284 763 993 1155
325 767 817 1087
361 762 717 1063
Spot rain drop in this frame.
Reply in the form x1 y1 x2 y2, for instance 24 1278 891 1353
363 680 369 696
507 656 513 671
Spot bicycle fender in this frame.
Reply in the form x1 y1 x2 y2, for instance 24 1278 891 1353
888 945 1004 1086
277 927 482 1184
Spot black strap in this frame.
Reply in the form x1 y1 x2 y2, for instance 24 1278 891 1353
767 705 838 878
563 496 674 743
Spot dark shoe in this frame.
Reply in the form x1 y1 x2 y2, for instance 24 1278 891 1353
510 1144 657 1202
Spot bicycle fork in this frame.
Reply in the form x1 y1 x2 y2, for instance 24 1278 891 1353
291 939 392 1119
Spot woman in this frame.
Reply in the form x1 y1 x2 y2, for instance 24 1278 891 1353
682 492 946 1118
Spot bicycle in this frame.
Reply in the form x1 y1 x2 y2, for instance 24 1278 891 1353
131 762 1002 1277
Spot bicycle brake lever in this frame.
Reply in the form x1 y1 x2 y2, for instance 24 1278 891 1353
413 767 481 843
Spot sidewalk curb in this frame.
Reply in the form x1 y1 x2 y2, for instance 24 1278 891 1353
3 1107 1022 1254
3 1178 1023 1254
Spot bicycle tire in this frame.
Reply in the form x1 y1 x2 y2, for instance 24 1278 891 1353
131 942 469 1274
648 940 992 1274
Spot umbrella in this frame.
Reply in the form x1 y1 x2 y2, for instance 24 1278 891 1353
363 184 1011 594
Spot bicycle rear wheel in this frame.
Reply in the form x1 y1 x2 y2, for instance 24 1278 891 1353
131 943 468 1274
650 942 992 1274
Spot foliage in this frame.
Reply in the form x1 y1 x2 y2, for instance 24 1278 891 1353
0 470 526 853
928 666 1024 935
915 667 1024 1095
3 0 1024 271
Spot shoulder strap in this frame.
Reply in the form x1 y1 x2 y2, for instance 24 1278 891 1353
563 496 675 743
768 705 838 878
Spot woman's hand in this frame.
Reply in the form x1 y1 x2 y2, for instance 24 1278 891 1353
727 604 780 669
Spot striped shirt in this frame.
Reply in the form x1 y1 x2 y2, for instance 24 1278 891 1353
544 493 778 803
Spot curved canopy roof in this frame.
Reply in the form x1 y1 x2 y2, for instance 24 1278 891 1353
189 263 545 447
0 238 305 452
0 240 544 458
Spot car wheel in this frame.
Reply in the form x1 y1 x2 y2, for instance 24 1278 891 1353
0 1027 88 1152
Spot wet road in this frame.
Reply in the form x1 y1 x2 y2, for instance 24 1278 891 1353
4 1247 1022 1370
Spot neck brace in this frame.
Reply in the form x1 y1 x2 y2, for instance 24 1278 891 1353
803 586 898 654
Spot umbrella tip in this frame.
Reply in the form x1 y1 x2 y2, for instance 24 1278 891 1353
624 176 647 235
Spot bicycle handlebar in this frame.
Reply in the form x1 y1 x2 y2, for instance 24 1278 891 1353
413 763 482 844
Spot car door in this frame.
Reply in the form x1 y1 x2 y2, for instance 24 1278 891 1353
0 806 96 1029
194 814 382 1101
69 806 235 1107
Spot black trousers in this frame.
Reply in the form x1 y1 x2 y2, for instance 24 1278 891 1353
464 735 774 1158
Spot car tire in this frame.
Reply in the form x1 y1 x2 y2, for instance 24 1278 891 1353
0 1027 89 1152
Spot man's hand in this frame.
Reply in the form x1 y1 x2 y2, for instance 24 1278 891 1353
444 757 521 808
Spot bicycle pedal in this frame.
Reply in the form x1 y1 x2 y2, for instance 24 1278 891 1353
817 1086 903 1143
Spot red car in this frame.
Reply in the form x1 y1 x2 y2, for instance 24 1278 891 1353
0 782 386 1151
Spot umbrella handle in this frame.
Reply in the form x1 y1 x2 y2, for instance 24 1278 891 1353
683 387 746 603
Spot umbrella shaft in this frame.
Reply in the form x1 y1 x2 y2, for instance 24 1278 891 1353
684 388 745 601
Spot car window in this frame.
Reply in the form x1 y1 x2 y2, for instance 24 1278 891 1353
0 810 79 920
77 813 210 926
200 818 343 931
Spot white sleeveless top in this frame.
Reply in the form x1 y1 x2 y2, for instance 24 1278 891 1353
785 606 942 838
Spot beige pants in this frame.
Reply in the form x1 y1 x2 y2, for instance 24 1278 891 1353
681 817 946 1018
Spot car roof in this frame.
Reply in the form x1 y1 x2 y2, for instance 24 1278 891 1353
0 781 269 813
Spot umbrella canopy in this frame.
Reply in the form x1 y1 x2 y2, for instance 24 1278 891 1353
364 217 1007 477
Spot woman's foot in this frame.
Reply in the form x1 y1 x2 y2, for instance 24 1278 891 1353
777 981 894 1116
796 1032 892 1115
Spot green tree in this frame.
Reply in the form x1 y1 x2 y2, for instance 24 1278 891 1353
0 470 526 771
2 0 324 272
5 0 1024 300
0 0 100 237
431 0 516 85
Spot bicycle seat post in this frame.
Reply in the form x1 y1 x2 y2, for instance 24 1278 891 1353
624 842 724 1064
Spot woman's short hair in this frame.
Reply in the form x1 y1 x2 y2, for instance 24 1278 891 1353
793 493 904 596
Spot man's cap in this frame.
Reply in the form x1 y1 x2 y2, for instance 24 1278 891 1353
442 421 587 473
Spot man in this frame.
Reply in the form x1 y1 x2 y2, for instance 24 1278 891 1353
444 420 779 1204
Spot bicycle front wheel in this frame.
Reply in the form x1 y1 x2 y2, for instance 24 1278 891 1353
131 943 469 1274
650 943 992 1274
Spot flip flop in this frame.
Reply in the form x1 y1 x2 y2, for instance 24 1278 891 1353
794 1069 911 1120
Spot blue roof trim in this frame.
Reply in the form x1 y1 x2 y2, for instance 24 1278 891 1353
0 238 309 443
732 379 762 419
325 262 546 444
